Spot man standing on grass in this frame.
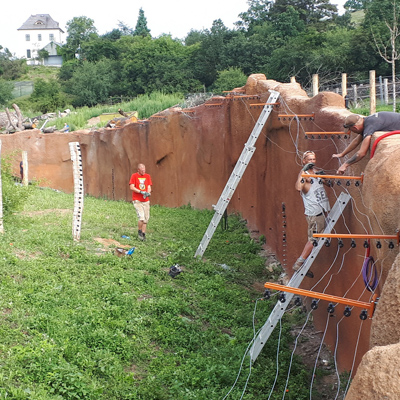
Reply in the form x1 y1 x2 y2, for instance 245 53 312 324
129 163 152 241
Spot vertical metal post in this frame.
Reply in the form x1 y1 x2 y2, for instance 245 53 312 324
69 142 84 241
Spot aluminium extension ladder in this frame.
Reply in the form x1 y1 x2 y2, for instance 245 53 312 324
194 90 280 258
249 192 351 362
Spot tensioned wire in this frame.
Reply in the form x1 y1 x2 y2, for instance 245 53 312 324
222 92 390 399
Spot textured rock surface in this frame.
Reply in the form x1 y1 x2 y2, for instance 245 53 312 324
1 75 399 385
345 342 400 400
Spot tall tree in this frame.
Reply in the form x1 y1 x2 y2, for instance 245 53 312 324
61 16 98 61
365 0 400 110
236 0 273 31
134 8 151 37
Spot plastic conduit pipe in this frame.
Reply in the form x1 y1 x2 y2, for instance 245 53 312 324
370 130 400 158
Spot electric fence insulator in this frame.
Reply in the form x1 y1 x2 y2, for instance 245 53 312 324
351 240 356 248
279 293 286 303
327 303 335 314
360 310 368 320
338 239 344 248
363 240 369 248
305 135 308 139
318 179 323 185
337 180 342 186
346 180 351 186
310 178 314 184
301 178 304 184
263 289 271 299
311 135 315 139
355 181 360 187
294 296 302 307
328 179 332 186
311 299 318 310
389 242 395 249
344 306 352 317
313 240 318 247
376 241 382 249
325 240 331 247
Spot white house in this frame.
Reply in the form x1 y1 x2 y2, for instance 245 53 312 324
17 14 64 65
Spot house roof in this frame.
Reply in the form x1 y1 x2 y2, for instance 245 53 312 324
18 14 64 33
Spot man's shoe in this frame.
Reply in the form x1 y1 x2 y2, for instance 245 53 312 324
138 230 144 240
142 233 146 241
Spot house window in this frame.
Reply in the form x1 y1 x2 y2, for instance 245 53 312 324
27 49 31 58
49 33 54 41
26 34 30 41
38 34 42 41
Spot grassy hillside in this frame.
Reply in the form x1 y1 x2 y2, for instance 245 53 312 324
0 186 318 399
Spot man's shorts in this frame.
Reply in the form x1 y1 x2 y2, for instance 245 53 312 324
306 214 326 242
133 201 150 223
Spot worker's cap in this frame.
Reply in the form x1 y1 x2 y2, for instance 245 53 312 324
302 150 315 160
343 114 361 134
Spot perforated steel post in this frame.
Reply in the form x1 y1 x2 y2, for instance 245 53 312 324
69 142 84 241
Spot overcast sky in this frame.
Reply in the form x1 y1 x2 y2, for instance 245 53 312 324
1 0 347 55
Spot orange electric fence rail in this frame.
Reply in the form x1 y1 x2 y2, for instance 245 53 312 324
263 282 377 318
313 232 400 245
300 173 364 181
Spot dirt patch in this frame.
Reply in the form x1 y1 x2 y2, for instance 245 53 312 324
88 117 101 126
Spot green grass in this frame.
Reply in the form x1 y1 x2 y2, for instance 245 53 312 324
0 187 316 399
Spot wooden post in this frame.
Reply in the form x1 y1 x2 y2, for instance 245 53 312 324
353 84 357 105
370 70 376 114
312 74 319 96
384 78 389 105
69 142 84 241
341 73 347 97
22 151 28 186
0 141 4 234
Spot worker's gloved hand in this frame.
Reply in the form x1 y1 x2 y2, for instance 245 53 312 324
140 190 146 195
302 163 314 172
315 170 325 175
144 192 151 198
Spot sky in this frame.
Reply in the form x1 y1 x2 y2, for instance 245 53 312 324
1 0 347 56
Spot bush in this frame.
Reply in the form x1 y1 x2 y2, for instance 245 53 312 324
0 78 14 106
29 78 68 113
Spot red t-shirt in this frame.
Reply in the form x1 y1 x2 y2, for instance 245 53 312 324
129 172 152 202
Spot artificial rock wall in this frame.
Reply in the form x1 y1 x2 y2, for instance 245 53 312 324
2 75 399 393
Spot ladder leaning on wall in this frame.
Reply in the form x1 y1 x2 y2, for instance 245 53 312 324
194 90 280 258
249 192 351 362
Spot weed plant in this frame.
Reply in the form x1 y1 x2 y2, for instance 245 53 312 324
0 188 315 399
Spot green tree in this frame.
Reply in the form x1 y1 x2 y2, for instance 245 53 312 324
66 60 118 106
0 46 27 80
30 78 67 113
236 0 273 31
60 16 98 61
117 35 202 95
211 67 247 92
133 8 151 37
344 0 365 11
0 79 14 106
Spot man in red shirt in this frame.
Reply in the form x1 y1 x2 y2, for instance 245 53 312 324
129 163 152 240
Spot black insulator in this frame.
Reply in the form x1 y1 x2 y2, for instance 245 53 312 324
337 180 342 186
359 310 368 321
346 180 351 186
282 203 286 212
389 242 395 249
294 296 302 307
301 178 305 184
327 303 335 314
324 135 328 139
376 241 382 249
344 134 348 139
351 240 356 248
279 293 286 303
318 179 323 185
344 306 352 317
338 239 344 248
318 135 322 139
313 240 318 247
325 240 331 247
305 135 308 139
310 178 314 184
363 240 369 248
355 181 360 187
311 135 315 139
263 289 271 299
311 299 318 310
328 179 332 186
